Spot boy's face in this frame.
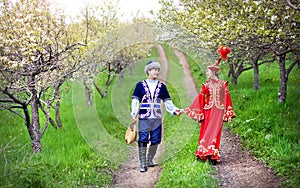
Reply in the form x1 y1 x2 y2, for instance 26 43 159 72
147 68 160 80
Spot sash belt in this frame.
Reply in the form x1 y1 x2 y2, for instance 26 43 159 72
140 103 161 110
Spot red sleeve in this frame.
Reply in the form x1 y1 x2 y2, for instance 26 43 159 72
223 81 236 121
184 84 205 122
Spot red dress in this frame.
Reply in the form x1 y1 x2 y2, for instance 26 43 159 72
184 79 235 162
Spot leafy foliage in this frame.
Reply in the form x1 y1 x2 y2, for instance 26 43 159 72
157 0 300 102
0 0 86 152
1 43 299 187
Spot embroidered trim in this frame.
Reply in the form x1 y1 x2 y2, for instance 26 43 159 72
184 108 204 122
195 138 220 162
204 80 226 110
223 105 236 121
139 80 163 118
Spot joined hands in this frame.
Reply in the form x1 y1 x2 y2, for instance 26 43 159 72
175 109 185 116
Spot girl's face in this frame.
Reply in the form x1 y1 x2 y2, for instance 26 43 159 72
206 69 213 79
148 68 160 80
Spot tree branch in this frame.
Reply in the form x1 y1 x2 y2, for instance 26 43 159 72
58 42 87 55
40 103 50 138
286 0 300 10
287 59 298 76
0 106 25 120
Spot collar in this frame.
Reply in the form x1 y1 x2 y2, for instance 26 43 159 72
146 79 158 84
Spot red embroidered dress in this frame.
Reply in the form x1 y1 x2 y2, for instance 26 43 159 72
184 79 235 162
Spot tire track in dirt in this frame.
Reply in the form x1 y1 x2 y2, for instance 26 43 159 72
174 49 281 188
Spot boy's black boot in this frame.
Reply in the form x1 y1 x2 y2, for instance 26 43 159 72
138 142 148 172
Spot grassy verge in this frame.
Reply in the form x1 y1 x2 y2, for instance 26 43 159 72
155 44 218 187
0 88 118 187
229 63 300 187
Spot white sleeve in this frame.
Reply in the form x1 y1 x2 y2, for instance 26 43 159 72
131 98 140 118
164 100 179 115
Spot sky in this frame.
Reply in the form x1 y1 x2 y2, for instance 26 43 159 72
52 0 162 22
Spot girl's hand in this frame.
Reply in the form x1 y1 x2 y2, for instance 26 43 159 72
175 109 184 116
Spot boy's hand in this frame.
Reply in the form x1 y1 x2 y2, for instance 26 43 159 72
175 109 184 116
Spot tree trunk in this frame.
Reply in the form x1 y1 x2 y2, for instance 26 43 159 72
296 51 300 69
54 83 63 127
231 75 237 85
252 60 259 91
229 64 238 85
39 103 57 128
28 77 42 153
94 81 105 98
83 79 93 107
277 54 287 103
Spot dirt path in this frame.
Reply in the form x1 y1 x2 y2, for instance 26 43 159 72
216 128 281 188
111 44 168 188
112 45 281 188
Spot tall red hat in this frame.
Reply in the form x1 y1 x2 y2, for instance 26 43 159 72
208 46 231 73
218 45 231 60
214 45 231 66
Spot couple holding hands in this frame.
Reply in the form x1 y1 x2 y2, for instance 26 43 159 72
131 49 235 172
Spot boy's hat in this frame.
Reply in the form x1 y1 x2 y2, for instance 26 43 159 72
144 61 161 74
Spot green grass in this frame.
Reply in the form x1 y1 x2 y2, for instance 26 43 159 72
0 95 117 187
156 133 218 188
229 63 300 187
0 46 299 187
156 44 218 187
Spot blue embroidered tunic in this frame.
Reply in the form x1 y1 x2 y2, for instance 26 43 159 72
131 79 178 119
